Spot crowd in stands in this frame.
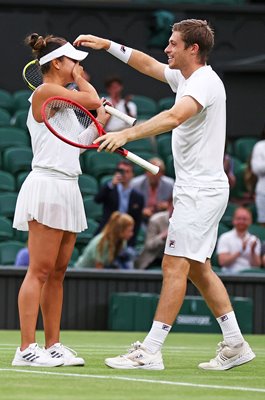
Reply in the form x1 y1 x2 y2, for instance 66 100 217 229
0 85 265 273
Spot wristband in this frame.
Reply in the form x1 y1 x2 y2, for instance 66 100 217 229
107 41 133 63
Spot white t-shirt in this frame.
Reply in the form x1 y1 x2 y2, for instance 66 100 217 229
105 98 137 132
164 65 229 188
216 229 261 273
27 105 82 177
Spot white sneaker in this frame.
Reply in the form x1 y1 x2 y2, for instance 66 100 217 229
12 343 63 367
105 341 164 370
198 341 256 371
46 343 85 366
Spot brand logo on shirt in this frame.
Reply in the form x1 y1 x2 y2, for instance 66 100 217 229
169 240 175 248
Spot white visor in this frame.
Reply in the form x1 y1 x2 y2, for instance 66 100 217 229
39 42 88 66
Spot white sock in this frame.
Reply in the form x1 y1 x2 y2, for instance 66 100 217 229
217 311 244 347
142 320 171 354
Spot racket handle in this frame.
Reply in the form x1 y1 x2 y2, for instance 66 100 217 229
125 150 159 175
104 104 137 127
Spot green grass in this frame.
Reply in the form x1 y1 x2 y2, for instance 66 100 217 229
0 331 264 400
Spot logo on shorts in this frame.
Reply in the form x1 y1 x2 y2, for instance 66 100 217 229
220 315 228 322
120 45 126 53
169 240 175 248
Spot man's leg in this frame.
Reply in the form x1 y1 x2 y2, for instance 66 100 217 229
105 255 190 370
188 258 255 370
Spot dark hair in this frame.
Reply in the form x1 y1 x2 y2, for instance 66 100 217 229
172 19 214 64
24 33 67 74
104 76 123 89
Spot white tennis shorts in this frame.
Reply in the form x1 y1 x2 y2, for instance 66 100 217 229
13 169 87 233
164 186 229 263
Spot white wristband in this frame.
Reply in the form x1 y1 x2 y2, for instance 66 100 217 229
107 41 133 64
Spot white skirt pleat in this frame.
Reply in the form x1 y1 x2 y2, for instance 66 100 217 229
13 169 87 233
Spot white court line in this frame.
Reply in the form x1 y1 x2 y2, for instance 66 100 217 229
0 369 265 393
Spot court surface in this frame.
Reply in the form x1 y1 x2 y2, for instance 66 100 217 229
0 330 264 400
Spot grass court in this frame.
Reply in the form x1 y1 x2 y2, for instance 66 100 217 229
0 330 264 400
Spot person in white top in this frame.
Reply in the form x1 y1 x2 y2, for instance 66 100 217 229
104 76 137 132
251 124 265 226
74 19 255 371
217 207 261 273
12 33 110 368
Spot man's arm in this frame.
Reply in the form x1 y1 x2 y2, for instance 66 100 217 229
93 95 202 152
73 34 167 82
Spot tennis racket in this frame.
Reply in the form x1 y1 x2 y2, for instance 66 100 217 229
41 96 159 175
22 60 137 126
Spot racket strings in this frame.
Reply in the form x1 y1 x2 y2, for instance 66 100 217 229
44 99 98 145
24 62 43 90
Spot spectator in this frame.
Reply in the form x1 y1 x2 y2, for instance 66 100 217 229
74 212 134 269
104 76 137 132
217 207 261 273
251 124 265 227
131 157 174 224
135 200 173 270
15 245 29 267
94 160 144 247
223 153 236 189
261 241 265 268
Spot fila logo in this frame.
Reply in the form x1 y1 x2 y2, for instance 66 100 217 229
169 240 175 248
120 45 126 54
220 314 228 322
162 324 170 331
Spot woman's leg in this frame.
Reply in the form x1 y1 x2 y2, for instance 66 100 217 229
18 221 64 350
40 231 76 348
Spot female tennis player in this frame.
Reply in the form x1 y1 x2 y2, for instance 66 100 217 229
12 33 109 367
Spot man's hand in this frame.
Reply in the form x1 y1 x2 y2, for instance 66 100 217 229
93 130 129 152
73 34 110 50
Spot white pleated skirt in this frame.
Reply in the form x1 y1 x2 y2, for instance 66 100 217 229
13 168 87 233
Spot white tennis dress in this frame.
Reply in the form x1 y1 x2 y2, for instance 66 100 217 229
13 105 87 233
163 65 229 263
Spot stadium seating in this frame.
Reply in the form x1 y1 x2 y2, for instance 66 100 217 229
233 137 258 163
75 218 99 251
78 174 99 196
0 127 30 150
16 171 29 191
131 95 157 120
12 90 31 110
0 170 16 192
0 192 18 218
11 109 28 130
83 196 103 222
220 202 238 227
123 138 155 154
82 151 123 180
248 224 265 242
157 97 175 112
0 89 14 113
0 108 11 127
0 240 25 265
2 147 33 175
0 216 13 241
156 133 172 162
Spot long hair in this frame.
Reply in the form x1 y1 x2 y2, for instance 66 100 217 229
97 212 134 263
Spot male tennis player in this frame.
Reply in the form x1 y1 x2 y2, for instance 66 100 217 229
74 19 256 371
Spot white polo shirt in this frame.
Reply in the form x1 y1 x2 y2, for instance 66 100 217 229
164 65 229 189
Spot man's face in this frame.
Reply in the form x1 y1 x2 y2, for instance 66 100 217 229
233 209 252 232
117 164 133 184
164 31 190 70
